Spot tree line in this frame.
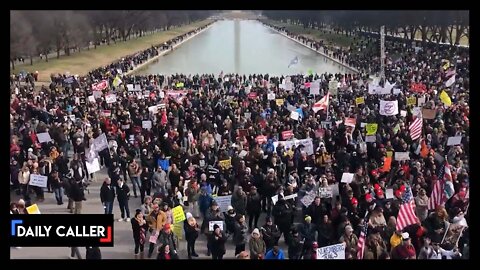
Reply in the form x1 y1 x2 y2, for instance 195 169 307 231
262 11 469 46
10 10 214 70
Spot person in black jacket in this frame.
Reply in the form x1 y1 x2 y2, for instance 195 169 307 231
209 224 226 260
306 197 327 227
184 212 200 259
287 228 304 260
100 178 115 215
69 177 85 214
116 178 131 222
85 247 101 259
297 216 317 259
140 167 152 203
272 197 293 241
131 209 148 259
246 186 262 230
260 216 281 252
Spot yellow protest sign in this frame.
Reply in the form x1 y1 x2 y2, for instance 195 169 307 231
172 222 183 240
276 99 284 106
219 158 232 169
172 206 186 224
407 97 417 106
355 97 365 105
175 82 184 88
26 204 41 214
366 123 378 135
386 151 393 158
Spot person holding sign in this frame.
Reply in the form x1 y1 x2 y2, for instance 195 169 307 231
209 224 227 260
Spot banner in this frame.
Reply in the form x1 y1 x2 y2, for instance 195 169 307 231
379 100 399 116
37 132 52 143
29 174 48 188
92 80 108 91
218 159 232 170
214 195 232 213
86 158 101 174
407 96 417 106
172 206 186 224
105 94 117 104
355 97 365 105
366 123 378 135
317 243 346 259
282 130 294 140
26 204 41 214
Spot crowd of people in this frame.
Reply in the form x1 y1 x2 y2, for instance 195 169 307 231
10 19 469 260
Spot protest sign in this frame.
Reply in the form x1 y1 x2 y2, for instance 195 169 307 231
142 121 152 130
300 191 317 207
284 193 298 200
295 138 314 155
214 195 232 213
26 204 41 214
290 111 300 121
37 132 52 143
310 80 320 95
441 223 466 249
319 187 333 198
267 93 275 100
407 96 417 106
380 100 399 116
366 135 376 142
29 174 48 188
88 95 96 103
344 118 356 127
86 158 101 174
172 206 186 224
394 152 410 161
105 94 117 104
275 99 284 106
366 124 378 135
355 97 365 105
92 133 108 152
209 221 224 231
282 130 294 140
341 173 354 183
386 188 394 199
271 195 278 205
219 159 232 170
173 222 183 240
447 136 462 146
317 243 345 260
422 108 436 119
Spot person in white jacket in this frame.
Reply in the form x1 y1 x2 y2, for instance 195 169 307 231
418 237 462 259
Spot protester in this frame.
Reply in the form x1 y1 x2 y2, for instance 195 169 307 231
233 214 248 256
131 209 148 259
100 177 115 214
116 178 131 222
249 228 266 259
209 224 227 260
184 212 200 259
264 246 285 260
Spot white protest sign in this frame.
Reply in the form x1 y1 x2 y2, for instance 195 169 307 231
148 105 159 114
316 243 345 260
386 188 394 199
69 115 76 122
214 195 232 213
88 95 96 103
393 88 401 95
300 191 317 207
29 174 48 188
105 94 117 104
37 132 52 143
341 173 354 183
394 152 410 161
142 121 152 130
379 100 399 116
418 96 426 106
319 187 333 198
239 150 248 158
92 133 108 152
209 221 224 231
285 82 293 91
127 84 134 91
244 112 251 120
360 122 367 128
267 93 275 100
310 80 320 95
447 136 462 146
290 111 300 121
284 193 298 200
271 195 279 205
400 110 407 117
86 158 101 174
365 135 376 143
295 138 314 155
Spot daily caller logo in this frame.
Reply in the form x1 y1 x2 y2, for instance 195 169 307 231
9 215 114 247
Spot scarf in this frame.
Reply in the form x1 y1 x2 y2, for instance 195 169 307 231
136 217 146 245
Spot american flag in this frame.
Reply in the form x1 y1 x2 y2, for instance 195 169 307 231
442 161 455 200
396 185 419 231
356 216 369 260
409 117 423 141
428 178 444 210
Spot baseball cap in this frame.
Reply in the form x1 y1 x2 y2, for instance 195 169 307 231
401 232 410 240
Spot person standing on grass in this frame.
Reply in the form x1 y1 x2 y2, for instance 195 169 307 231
116 178 131 222
100 177 115 215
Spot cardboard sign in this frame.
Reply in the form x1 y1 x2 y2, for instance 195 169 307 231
172 206 186 224
37 132 52 143
214 195 232 213
209 221 224 231
105 94 117 104
365 123 378 135
319 187 333 198
29 174 48 188
341 173 354 183
422 108 436 119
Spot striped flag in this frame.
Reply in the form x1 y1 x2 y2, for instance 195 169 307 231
445 74 456 87
356 215 369 259
409 117 422 140
312 93 330 113
443 162 455 200
428 178 444 210
396 185 419 231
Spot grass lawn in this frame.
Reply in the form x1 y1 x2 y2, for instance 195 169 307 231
15 20 213 83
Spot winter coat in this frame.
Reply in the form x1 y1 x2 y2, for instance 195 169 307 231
261 224 281 249
307 203 328 225
272 200 293 230
100 183 115 203
249 237 266 259
246 192 262 215
209 232 227 256
184 220 199 242
116 183 130 203
231 191 247 215
233 221 248 245
158 230 179 252
131 218 148 242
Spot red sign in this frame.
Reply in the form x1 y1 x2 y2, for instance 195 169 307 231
103 110 111 117
304 82 311 88
248 92 257 99
256 135 267 144
344 117 356 127
315 128 325 139
92 80 109 91
410 83 427 93
282 130 294 140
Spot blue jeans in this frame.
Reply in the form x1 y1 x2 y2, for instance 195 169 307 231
130 176 141 197
119 200 130 219
104 201 114 214
54 187 64 204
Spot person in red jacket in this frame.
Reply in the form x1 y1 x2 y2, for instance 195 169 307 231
391 232 416 259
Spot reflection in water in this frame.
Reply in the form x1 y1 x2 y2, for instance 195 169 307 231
136 20 353 76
